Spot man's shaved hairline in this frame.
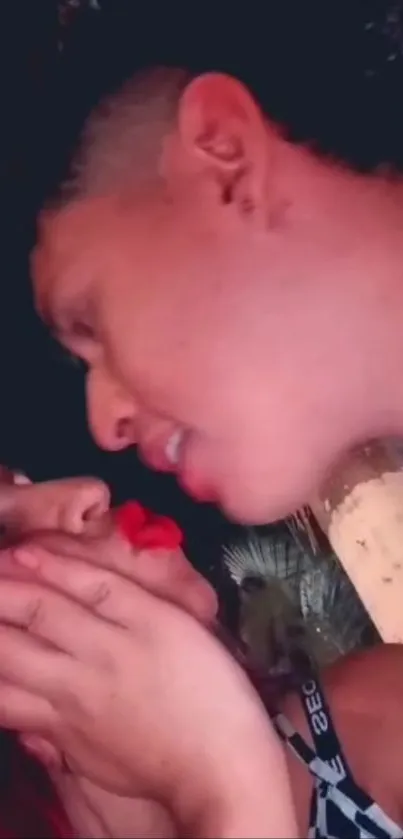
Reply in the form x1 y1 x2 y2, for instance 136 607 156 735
64 66 192 201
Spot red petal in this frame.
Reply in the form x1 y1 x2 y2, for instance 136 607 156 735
134 517 183 551
115 502 183 550
114 501 147 545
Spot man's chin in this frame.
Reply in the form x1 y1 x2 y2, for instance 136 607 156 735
179 465 294 525
218 489 293 527
177 471 216 505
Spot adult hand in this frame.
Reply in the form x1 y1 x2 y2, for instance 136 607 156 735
0 527 218 625
0 535 296 837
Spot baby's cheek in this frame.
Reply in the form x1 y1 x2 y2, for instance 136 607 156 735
173 549 218 624
133 544 218 623
124 538 218 624
110 506 218 625
187 574 219 624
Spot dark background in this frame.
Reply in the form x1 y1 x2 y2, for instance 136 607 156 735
0 0 403 615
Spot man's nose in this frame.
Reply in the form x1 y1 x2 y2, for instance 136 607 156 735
12 477 111 537
86 367 138 451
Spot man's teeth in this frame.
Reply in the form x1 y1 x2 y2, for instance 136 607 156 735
165 430 183 465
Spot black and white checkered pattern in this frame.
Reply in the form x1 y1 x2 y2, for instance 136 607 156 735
274 677 403 839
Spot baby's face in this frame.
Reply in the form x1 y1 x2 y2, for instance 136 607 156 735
0 467 218 625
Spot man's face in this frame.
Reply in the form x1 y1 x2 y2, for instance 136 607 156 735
33 185 341 525
32 73 373 524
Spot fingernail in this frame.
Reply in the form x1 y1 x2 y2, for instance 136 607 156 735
13 548 40 569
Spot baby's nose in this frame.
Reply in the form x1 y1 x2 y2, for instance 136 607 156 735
52 477 111 535
10 477 111 538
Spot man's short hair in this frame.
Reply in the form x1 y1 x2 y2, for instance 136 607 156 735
47 2 403 205
65 67 191 200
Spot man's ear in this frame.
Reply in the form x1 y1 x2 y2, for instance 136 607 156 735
177 73 270 217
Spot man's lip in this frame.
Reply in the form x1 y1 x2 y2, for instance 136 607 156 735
139 444 173 473
177 468 216 504
139 435 216 504
138 427 187 474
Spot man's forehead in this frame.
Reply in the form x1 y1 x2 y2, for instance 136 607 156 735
32 197 113 316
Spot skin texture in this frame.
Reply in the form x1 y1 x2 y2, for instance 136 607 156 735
33 71 403 524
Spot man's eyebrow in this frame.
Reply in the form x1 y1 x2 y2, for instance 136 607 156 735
36 298 60 336
36 296 67 345
42 308 82 366
48 313 72 342
34 281 55 325
37 289 72 332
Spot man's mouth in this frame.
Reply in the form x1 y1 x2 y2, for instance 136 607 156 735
165 429 184 466
139 428 185 473
140 430 216 504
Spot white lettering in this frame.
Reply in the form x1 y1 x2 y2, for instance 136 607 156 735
302 680 316 696
312 710 328 735
306 691 322 715
328 754 346 780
